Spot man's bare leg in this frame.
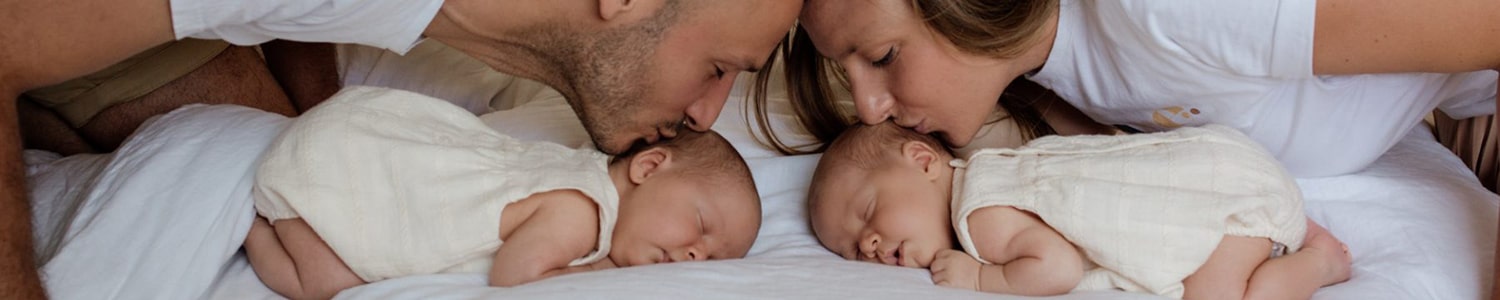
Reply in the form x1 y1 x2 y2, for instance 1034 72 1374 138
260 41 341 113
17 99 95 155
77 46 297 150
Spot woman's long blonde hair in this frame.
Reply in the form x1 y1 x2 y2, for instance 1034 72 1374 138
748 0 1059 155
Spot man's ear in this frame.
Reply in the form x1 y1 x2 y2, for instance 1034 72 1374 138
901 141 943 181
597 0 639 22
628 147 672 184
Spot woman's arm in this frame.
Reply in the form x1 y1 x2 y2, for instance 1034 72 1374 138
1313 0 1500 75
489 190 606 287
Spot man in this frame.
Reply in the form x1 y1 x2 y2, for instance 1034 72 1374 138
0 0 801 297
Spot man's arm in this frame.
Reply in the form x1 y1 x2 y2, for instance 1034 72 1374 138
0 0 177 92
0 1 180 297
0 91 44 299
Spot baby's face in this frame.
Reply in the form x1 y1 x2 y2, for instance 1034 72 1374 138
610 174 760 267
810 158 953 268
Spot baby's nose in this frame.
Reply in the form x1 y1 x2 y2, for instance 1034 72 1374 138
858 234 882 258
684 248 706 261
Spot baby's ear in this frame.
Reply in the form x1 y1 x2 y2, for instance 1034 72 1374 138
628 147 673 184
901 141 944 180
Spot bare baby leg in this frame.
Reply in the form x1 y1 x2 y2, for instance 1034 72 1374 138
244 217 364 300
1182 220 1353 300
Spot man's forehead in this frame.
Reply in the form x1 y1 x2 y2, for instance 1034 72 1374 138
697 0 799 70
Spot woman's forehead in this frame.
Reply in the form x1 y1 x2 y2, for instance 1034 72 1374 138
801 0 914 56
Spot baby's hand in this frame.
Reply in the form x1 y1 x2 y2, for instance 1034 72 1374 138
930 249 981 291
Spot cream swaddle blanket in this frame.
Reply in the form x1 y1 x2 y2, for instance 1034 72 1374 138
951 125 1305 298
254 86 620 282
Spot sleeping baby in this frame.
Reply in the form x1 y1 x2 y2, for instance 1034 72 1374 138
807 122 1351 299
243 87 761 299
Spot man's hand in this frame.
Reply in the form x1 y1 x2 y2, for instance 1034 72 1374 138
930 249 982 291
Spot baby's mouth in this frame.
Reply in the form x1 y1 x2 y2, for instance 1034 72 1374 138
889 242 905 267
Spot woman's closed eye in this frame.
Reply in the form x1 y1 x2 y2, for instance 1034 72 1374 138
872 47 896 67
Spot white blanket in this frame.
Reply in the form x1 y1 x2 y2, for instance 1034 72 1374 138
26 104 290 299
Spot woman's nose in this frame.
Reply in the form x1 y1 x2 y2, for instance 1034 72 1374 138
846 71 895 125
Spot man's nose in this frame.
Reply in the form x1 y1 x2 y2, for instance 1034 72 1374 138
684 73 738 132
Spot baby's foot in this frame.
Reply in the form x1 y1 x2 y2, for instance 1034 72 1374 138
1302 218 1352 286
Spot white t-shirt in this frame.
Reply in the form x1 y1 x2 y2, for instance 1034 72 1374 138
1028 0 1498 177
170 0 444 54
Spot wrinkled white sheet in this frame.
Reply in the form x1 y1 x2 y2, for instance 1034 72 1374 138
24 85 1498 299
26 104 290 299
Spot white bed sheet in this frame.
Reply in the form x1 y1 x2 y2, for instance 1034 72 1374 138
23 45 1498 299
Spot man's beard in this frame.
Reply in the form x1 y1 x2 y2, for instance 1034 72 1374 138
547 6 680 154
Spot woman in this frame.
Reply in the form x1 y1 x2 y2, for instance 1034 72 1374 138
751 0 1498 297
754 0 1498 177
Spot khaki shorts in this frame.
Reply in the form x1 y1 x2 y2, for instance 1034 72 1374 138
24 39 229 127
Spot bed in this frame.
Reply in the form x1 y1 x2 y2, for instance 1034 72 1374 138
22 42 1498 299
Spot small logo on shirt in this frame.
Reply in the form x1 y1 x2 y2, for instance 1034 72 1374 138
1151 106 1201 128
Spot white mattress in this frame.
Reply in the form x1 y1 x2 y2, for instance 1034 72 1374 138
23 44 1498 299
